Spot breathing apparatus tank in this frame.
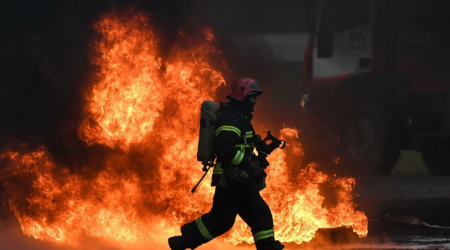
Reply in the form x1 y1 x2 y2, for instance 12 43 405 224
197 100 219 168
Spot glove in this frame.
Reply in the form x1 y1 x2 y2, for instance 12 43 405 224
246 159 267 181
256 151 270 168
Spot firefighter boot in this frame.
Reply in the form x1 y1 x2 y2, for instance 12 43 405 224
272 241 285 250
168 236 191 250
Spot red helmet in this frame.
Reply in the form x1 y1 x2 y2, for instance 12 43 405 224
226 77 263 101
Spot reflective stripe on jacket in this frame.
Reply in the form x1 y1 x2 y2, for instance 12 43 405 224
211 105 255 187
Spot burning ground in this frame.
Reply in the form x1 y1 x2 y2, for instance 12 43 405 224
0 6 367 249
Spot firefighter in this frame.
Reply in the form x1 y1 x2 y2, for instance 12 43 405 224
168 77 285 250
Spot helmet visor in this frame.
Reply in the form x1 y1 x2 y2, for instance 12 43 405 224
250 82 263 92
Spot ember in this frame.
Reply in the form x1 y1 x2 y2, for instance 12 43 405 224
0 8 367 249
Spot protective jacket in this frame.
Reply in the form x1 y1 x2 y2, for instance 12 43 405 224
212 102 265 191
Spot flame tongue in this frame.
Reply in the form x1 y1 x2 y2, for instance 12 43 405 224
0 8 368 248
79 11 164 149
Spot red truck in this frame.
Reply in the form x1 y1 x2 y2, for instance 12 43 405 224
300 0 450 175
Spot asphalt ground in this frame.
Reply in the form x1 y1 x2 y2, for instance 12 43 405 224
307 175 450 250
354 176 450 227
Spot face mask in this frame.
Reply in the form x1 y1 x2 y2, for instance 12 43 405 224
240 95 257 113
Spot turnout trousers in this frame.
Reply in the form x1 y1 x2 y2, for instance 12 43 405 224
180 186 279 249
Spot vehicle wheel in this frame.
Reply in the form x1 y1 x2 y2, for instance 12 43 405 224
337 74 406 176
340 98 405 176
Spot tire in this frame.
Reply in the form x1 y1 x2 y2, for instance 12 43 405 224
338 102 401 176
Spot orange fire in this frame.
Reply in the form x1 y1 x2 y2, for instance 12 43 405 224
0 8 367 249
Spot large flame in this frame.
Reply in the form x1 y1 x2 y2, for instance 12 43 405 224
0 8 367 249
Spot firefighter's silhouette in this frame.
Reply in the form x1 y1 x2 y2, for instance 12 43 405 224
169 77 285 250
